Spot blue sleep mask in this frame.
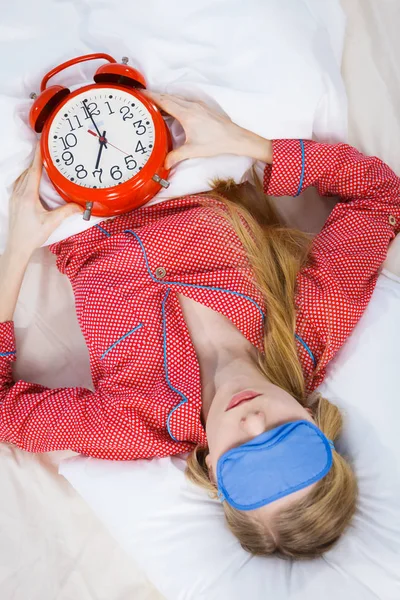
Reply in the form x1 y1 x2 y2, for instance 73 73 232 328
216 420 334 511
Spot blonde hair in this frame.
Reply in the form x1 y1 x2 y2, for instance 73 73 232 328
186 178 358 559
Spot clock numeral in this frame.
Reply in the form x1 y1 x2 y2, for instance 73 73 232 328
124 155 137 170
120 106 133 121
92 168 103 184
104 101 115 115
110 165 123 181
133 120 147 136
135 140 147 154
75 164 88 179
60 133 77 150
62 151 74 166
66 115 83 131
81 101 100 120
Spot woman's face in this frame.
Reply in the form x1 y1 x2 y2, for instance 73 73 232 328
204 363 317 517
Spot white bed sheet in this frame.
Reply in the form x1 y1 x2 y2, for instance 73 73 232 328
1 1 400 599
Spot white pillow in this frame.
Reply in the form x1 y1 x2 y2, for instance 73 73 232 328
60 271 400 600
0 0 346 249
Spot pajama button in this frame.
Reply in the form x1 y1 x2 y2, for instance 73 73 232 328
389 215 397 227
155 267 167 279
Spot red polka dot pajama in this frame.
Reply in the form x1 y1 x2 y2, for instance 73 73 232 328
0 140 399 459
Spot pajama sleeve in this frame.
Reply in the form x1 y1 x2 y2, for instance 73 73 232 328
263 139 400 389
0 321 122 456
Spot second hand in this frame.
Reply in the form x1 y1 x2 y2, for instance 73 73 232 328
88 129 130 156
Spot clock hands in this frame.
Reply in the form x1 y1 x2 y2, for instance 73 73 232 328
95 131 107 170
88 129 131 156
83 100 107 147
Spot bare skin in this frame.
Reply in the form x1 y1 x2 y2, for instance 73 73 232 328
0 145 81 323
178 294 316 520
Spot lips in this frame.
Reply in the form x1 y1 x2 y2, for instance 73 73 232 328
226 390 262 411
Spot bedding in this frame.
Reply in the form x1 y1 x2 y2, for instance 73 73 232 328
0 0 346 249
0 0 400 599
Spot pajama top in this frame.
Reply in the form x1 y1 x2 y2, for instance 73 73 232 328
0 139 399 459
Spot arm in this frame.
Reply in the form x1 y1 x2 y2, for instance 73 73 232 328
0 251 143 457
138 93 400 385
0 250 108 454
263 139 400 386
0 248 30 323
0 324 112 455
0 146 108 454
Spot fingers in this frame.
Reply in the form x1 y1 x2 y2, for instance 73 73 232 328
49 202 83 226
142 91 191 119
165 144 199 169
56 202 83 219
27 143 43 192
165 149 182 170
12 144 41 196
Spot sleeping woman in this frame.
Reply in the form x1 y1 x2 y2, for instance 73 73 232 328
1 92 399 559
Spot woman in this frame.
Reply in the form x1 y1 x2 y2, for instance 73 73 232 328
1 93 399 559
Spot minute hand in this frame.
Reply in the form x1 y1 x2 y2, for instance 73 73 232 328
83 100 106 146
87 130 130 155
95 131 107 170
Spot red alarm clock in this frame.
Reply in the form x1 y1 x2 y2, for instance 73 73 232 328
29 53 171 220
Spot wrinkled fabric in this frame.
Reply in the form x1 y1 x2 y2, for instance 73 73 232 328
1 139 398 460
0 0 347 250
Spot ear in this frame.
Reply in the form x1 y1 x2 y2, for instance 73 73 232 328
205 453 216 484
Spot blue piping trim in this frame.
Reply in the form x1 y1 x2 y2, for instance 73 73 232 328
295 333 316 366
295 140 305 197
0 351 16 357
123 231 318 436
100 323 144 360
95 224 111 238
162 289 190 442
124 230 265 321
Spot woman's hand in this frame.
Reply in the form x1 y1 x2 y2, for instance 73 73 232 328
7 144 82 259
142 91 273 169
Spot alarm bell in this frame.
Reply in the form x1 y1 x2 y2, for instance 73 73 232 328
29 53 147 133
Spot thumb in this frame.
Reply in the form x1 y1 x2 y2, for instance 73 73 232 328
165 144 199 169
49 202 83 225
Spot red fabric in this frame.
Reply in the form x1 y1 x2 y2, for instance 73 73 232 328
0 139 399 459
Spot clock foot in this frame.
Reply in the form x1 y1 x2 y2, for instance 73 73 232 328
152 174 170 189
83 201 94 221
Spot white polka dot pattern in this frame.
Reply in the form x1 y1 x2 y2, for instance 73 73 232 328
265 139 400 389
0 139 398 459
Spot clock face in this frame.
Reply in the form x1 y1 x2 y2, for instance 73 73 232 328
48 88 155 189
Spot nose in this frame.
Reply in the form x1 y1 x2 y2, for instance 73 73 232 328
240 410 267 437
